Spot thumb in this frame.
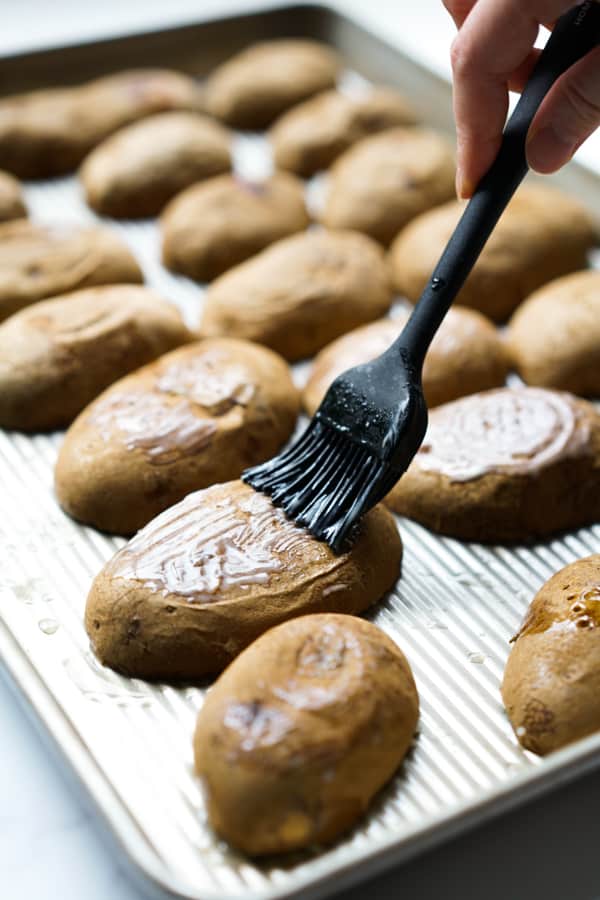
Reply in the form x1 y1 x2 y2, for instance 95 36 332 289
526 44 600 173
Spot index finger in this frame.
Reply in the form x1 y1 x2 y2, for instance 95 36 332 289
451 0 572 196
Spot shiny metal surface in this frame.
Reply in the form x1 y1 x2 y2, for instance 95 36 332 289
1 7 600 899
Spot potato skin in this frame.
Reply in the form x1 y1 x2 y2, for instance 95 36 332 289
56 339 300 533
0 170 26 222
271 87 416 177
0 220 142 323
194 613 418 855
387 390 600 542
80 112 231 219
320 128 455 246
508 270 600 396
206 40 341 129
389 186 597 322
0 285 190 432
302 307 510 416
0 68 204 179
201 229 393 361
161 172 309 282
85 481 402 680
502 555 600 755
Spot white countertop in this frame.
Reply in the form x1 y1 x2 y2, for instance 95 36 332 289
2 3 600 899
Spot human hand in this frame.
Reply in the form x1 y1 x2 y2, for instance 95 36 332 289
444 0 600 197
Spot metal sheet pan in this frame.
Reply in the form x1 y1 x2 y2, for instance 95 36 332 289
1 6 600 899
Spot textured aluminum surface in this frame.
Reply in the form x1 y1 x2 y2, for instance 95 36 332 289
1 10 600 900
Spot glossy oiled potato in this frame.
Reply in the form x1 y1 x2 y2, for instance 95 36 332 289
201 229 392 360
0 170 26 222
0 220 142 322
194 613 419 855
502 555 600 755
56 339 300 533
302 307 510 416
271 87 417 177
0 68 204 178
85 481 402 680
389 186 597 322
0 285 190 431
321 128 455 246
81 112 231 218
206 40 341 129
161 173 309 282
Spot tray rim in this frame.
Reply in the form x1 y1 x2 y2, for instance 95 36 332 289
2 4 600 899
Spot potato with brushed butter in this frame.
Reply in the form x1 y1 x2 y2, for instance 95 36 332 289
84 481 402 681
502 555 600 755
194 613 418 855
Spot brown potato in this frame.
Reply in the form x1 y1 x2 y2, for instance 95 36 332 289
389 186 597 322
206 40 341 129
85 481 402 680
502 555 600 755
0 170 26 222
201 229 392 360
0 220 142 323
303 307 511 416
161 173 309 282
194 613 418 855
56 339 300 533
80 112 231 219
271 87 417 177
386 388 600 543
0 285 190 431
0 68 204 178
508 270 600 396
320 128 455 246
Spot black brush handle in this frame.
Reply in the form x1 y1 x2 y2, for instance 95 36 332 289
396 0 600 368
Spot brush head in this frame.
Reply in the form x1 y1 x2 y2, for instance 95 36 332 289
243 346 428 552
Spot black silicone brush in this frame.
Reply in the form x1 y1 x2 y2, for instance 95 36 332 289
244 1 600 552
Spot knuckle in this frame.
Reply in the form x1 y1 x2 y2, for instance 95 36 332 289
563 77 600 128
450 35 476 77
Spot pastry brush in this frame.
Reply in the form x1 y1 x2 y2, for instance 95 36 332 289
244 1 600 552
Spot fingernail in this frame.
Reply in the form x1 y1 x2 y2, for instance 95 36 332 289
455 171 474 200
526 124 578 173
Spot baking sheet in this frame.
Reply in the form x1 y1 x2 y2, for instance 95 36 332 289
1 6 600 899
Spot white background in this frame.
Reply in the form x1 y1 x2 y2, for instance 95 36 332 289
1 2 600 898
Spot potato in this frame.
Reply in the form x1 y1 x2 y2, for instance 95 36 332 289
161 172 309 282
0 68 204 178
194 613 418 855
321 128 456 246
271 87 417 177
0 170 26 222
205 40 341 129
508 270 600 395
201 229 393 360
502 555 600 755
0 285 190 431
80 112 231 218
0 220 142 322
389 186 597 322
386 388 600 543
303 307 511 416
85 481 402 680
56 339 300 533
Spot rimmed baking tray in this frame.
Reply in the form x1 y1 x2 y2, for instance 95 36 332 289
1 5 600 899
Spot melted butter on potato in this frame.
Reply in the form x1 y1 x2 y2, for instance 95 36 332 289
84 481 402 680
502 555 600 755
194 613 419 855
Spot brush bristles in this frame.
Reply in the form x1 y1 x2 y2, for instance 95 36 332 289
243 419 397 552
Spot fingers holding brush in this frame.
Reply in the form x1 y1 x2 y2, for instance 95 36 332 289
445 0 600 198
